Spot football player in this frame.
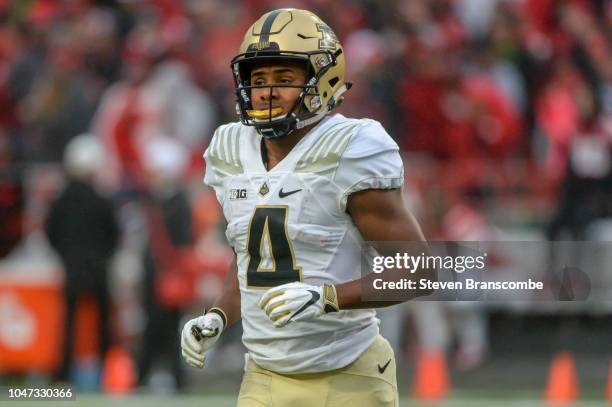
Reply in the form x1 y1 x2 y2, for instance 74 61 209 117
181 9 429 406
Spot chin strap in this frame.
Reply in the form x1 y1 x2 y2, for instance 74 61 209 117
331 82 352 107
295 83 352 129
296 110 328 129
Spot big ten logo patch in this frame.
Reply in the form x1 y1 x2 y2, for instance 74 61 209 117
230 189 248 200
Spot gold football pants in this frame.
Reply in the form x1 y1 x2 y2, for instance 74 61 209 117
237 335 398 407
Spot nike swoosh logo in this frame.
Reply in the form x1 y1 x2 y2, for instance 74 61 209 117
297 34 317 39
288 290 320 322
278 188 302 198
378 359 391 374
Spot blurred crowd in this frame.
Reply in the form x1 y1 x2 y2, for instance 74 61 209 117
1 0 612 390
0 0 610 245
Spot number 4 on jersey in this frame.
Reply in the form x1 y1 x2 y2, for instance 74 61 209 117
246 206 302 287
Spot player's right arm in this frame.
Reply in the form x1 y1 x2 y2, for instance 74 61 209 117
182 124 244 367
211 254 241 325
181 242 241 368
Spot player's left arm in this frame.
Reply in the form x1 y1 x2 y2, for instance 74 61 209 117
259 188 433 327
336 188 432 309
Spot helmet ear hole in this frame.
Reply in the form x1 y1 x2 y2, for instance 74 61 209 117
328 77 339 87
323 91 328 98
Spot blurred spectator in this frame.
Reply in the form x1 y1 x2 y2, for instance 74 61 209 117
465 37 527 115
454 0 498 39
20 30 105 161
400 52 524 159
536 60 596 177
0 23 25 258
0 156 24 258
93 20 215 193
1 22 44 168
546 85 612 240
339 29 389 124
45 134 119 383
189 0 252 123
137 135 193 392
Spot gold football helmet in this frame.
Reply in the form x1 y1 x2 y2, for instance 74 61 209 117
231 8 351 139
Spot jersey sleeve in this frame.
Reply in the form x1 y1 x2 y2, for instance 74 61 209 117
203 122 244 206
333 119 404 212
203 150 223 203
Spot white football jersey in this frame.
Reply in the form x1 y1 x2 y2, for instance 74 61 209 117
203 113 404 373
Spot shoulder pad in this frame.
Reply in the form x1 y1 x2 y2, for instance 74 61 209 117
342 119 399 159
205 123 244 176
294 119 362 175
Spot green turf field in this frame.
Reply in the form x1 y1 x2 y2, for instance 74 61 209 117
11 394 609 407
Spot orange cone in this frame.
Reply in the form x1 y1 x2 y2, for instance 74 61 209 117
102 346 136 395
412 350 450 401
606 358 612 402
545 351 579 405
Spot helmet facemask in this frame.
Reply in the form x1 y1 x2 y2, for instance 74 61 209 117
231 50 340 139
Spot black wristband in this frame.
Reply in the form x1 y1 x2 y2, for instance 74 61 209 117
207 307 228 329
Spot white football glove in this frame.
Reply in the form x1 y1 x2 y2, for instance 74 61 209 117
180 308 226 368
258 282 340 328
